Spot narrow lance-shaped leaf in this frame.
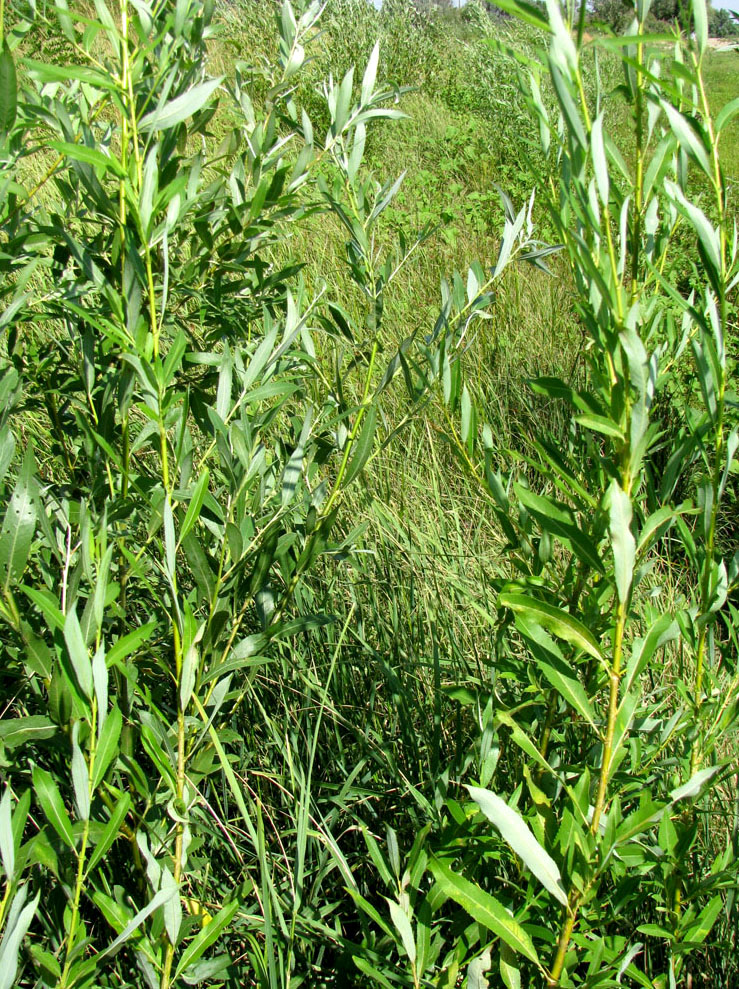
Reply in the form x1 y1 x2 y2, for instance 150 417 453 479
670 764 722 804
517 615 597 728
683 895 722 945
98 885 178 958
64 608 94 700
692 0 708 56
0 887 39 989
386 899 416 965
466 787 568 906
71 723 90 822
500 943 521 989
160 866 182 948
54 0 75 41
428 857 541 966
92 704 122 790
48 141 126 178
0 452 36 593
608 481 635 604
85 792 131 875
282 411 312 507
0 43 17 134
660 106 712 180
0 716 57 750
361 41 380 106
179 468 210 543
139 77 224 133
173 900 240 980
591 113 609 207
0 787 13 878
343 405 378 487
498 592 603 662
32 766 75 850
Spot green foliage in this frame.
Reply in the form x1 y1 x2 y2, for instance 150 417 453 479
364 0 739 985
0 0 738 986
0 1 435 984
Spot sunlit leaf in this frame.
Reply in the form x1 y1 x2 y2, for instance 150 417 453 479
467 787 567 905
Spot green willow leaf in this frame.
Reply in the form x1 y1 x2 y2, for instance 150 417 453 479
343 405 378 486
498 592 603 662
670 764 722 803
660 106 712 179
428 857 541 967
716 96 739 133
0 716 58 749
48 141 126 178
174 900 240 980
486 0 551 32
0 887 39 989
386 899 416 964
71 723 90 822
179 468 210 544
32 766 75 849
682 895 722 945
106 623 157 668
139 77 224 133
574 413 624 440
23 58 118 90
608 481 635 605
361 41 380 106
92 704 122 791
98 885 177 959
499 942 522 989
0 43 17 134
0 787 14 879
517 615 597 728
64 608 94 700
514 484 604 574
692 0 708 56
0 453 36 593
590 113 609 207
467 787 567 906
85 792 130 875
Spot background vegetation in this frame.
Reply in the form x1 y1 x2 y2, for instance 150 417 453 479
0 0 737 986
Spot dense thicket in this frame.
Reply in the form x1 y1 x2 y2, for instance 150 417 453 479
0 1 737 987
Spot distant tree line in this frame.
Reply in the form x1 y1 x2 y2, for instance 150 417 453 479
406 0 738 35
586 0 738 34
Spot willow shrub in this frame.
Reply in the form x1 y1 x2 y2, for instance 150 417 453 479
0 0 479 984
1 0 738 986
353 0 738 986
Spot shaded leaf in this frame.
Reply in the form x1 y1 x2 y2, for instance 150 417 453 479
0 43 17 134
0 716 57 750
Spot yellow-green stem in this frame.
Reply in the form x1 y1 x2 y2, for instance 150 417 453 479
0 880 11 930
548 895 578 985
60 700 98 988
